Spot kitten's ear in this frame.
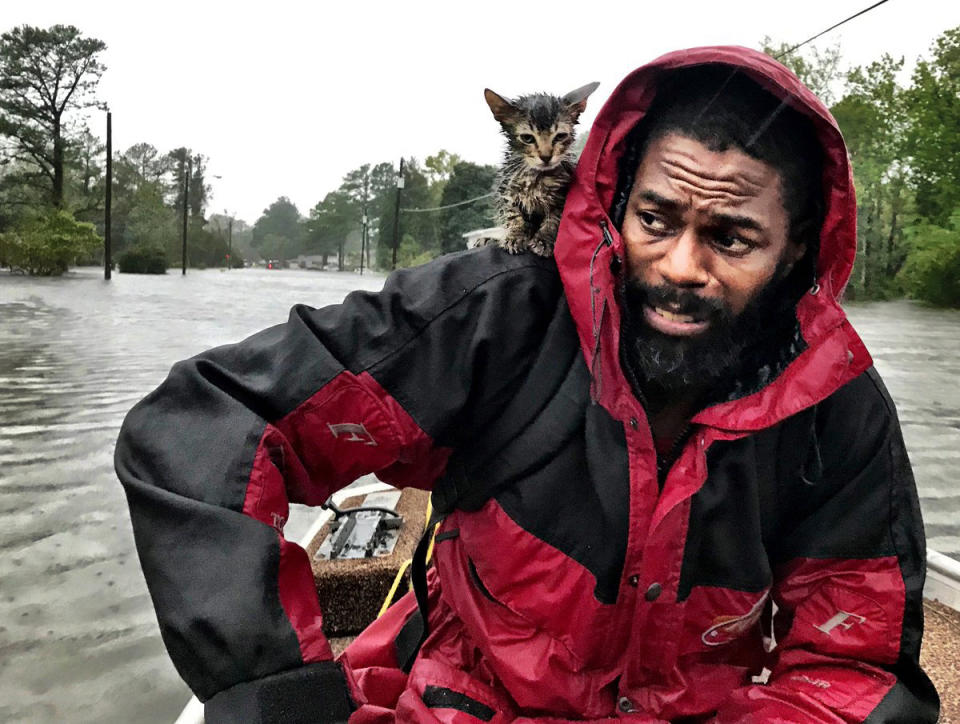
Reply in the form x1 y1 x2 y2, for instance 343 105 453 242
484 88 516 123
563 82 600 121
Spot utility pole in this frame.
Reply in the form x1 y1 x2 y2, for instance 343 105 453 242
359 170 370 275
181 155 191 275
104 111 112 280
360 205 367 275
224 209 233 270
391 157 404 270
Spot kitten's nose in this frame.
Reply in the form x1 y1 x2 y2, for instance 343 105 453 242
539 153 552 164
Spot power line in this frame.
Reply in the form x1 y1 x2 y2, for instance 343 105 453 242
401 192 494 214
775 0 891 60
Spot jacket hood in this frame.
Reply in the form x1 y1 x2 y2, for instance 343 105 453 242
554 45 871 431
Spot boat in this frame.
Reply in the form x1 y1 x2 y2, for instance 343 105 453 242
175 481 960 723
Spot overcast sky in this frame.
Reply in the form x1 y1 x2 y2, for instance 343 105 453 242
6 1 960 223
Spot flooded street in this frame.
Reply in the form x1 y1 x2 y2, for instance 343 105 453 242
0 267 386 723
1 268 958 722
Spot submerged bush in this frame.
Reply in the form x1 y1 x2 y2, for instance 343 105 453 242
0 210 101 276
118 244 169 274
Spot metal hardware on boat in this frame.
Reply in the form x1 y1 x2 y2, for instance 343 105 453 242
316 490 404 560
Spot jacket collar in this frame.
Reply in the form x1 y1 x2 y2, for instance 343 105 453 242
554 46 871 432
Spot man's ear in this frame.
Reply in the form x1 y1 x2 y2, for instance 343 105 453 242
484 89 516 123
563 82 600 122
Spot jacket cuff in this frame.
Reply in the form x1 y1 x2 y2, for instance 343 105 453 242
204 661 355 724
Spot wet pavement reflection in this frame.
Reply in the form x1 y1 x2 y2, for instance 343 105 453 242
1 268 957 722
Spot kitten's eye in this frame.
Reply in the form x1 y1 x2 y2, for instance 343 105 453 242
519 134 536 144
553 133 570 143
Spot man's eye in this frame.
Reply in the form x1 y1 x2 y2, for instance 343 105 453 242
713 235 753 254
638 211 668 233
519 134 536 144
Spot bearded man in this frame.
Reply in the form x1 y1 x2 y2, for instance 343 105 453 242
117 47 940 722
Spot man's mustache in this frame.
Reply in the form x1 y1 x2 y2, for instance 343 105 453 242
623 280 731 324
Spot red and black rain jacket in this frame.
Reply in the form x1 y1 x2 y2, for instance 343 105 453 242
116 46 939 722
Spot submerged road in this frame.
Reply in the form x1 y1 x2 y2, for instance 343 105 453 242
0 268 957 722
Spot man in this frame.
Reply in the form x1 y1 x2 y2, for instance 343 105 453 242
116 47 940 722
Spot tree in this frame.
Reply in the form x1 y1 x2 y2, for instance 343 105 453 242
123 143 170 189
0 25 107 208
125 182 178 257
761 37 843 105
252 196 303 261
305 190 356 269
424 149 463 201
0 208 100 275
904 27 960 226
376 159 435 269
831 54 910 296
439 161 496 253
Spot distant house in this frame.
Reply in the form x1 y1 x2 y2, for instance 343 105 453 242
463 227 505 250
295 254 328 270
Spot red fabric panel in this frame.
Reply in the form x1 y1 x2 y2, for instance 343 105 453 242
775 556 905 666
276 535 333 663
241 370 450 667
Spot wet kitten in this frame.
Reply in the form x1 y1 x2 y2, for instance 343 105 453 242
483 82 599 256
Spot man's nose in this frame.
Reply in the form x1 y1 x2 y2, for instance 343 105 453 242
658 230 709 287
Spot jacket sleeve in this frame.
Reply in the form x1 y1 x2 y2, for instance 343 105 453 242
114 250 561 721
713 368 940 723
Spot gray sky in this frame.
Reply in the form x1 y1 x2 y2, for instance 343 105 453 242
6 1 960 224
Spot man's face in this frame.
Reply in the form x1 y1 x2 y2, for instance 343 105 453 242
620 133 806 391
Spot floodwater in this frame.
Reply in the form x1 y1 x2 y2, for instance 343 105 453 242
0 267 958 722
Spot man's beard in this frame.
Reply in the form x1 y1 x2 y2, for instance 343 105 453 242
620 262 800 398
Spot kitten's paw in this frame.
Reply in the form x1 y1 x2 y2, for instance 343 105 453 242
528 241 554 257
498 237 528 255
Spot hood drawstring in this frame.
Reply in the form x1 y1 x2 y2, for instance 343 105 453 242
800 403 824 485
589 221 614 401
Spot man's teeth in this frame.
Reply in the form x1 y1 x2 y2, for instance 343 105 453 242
655 307 696 323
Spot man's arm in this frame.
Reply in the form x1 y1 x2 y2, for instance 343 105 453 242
114 250 560 721
713 368 940 722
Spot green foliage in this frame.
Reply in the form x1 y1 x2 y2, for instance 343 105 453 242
252 197 303 261
904 27 960 226
439 161 496 253
761 37 843 105
831 54 911 299
305 190 356 269
117 244 168 274
0 209 101 275
898 212 960 307
395 233 434 269
125 182 178 254
375 159 439 269
0 25 107 208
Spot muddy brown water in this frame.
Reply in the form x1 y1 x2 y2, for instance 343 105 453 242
1 268 957 722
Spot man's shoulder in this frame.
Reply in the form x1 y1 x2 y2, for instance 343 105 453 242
394 245 560 294
824 366 897 425
812 366 899 467
377 246 564 325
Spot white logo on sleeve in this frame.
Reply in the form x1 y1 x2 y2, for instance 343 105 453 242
328 422 378 446
815 610 867 635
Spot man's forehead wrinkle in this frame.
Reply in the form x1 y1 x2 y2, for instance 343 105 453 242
659 156 767 199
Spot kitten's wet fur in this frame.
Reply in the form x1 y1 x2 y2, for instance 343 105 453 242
484 82 599 256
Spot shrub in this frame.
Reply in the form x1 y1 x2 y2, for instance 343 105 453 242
0 210 101 276
118 244 169 274
898 213 960 307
